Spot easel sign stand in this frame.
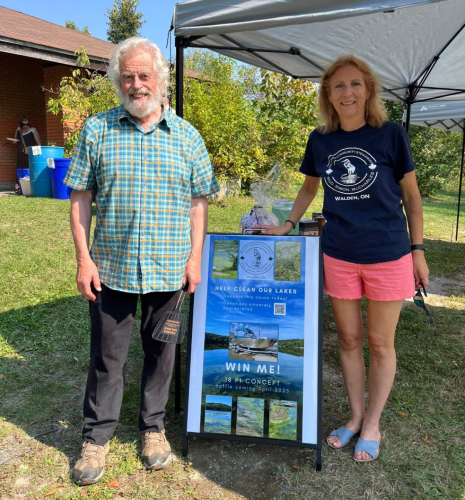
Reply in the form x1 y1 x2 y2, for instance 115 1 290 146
182 233 323 471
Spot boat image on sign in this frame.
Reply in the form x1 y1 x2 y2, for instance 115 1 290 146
229 323 279 362
231 326 276 350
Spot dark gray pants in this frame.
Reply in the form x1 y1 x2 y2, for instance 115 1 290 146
82 284 181 445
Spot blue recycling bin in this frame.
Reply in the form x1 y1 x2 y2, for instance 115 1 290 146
16 168 30 195
29 146 64 197
50 158 72 200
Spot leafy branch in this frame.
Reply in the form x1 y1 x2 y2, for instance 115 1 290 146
46 47 119 156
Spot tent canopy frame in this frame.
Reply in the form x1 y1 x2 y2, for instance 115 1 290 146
173 0 464 241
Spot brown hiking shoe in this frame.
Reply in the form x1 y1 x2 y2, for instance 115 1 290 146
141 430 171 470
71 441 109 486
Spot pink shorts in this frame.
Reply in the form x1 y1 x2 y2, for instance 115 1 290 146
323 253 415 301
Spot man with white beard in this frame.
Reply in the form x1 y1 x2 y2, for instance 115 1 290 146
63 37 218 486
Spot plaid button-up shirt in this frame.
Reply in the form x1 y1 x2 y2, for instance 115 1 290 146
64 105 219 293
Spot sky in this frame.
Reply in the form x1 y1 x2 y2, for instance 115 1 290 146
1 0 179 59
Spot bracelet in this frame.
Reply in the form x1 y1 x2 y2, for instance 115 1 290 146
411 244 425 252
284 219 296 230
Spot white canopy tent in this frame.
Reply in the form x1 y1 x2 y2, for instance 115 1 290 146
409 101 465 133
172 0 465 239
409 101 465 240
172 0 465 128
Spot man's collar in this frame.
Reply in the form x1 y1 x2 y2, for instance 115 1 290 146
161 107 175 128
117 104 174 130
117 104 131 124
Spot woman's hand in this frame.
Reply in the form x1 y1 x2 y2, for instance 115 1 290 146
400 172 429 288
252 224 292 236
412 250 429 288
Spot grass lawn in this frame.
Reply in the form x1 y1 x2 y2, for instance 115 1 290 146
0 190 464 499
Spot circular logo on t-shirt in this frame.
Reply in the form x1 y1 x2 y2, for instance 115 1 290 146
324 147 378 195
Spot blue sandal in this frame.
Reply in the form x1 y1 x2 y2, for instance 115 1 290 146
327 426 359 449
353 437 380 462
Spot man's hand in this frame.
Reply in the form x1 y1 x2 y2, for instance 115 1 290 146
183 257 201 295
70 189 97 299
77 258 101 301
186 197 208 295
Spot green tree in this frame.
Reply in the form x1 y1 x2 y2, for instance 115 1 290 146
408 127 462 196
255 70 318 171
106 0 145 44
385 101 462 196
47 47 120 156
177 50 319 189
65 20 91 35
180 50 267 183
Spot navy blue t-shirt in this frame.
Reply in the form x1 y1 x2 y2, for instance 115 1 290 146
300 121 414 264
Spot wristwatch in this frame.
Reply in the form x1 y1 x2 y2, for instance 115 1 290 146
285 219 296 230
410 244 425 251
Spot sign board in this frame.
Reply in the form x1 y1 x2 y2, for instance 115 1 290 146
183 234 323 470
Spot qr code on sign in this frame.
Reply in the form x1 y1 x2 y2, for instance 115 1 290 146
274 303 286 316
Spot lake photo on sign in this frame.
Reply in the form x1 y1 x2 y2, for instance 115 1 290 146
204 395 232 434
236 397 265 437
212 239 239 279
269 400 298 440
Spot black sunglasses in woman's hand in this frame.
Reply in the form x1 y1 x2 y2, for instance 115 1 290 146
413 282 434 324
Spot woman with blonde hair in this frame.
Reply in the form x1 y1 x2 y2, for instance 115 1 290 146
255 55 429 462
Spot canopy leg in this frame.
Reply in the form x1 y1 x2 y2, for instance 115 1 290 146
456 131 465 241
175 39 184 118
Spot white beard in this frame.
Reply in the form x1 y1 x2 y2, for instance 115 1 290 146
120 87 163 119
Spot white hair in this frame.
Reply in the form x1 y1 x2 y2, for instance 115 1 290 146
108 37 169 97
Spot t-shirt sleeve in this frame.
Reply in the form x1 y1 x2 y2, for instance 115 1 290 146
63 120 98 191
392 124 415 183
299 132 320 177
189 131 220 198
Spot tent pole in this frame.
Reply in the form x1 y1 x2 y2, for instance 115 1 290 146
405 101 412 134
175 38 185 119
174 38 184 415
455 130 465 241
403 85 414 134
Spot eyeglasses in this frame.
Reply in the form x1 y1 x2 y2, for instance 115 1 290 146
413 282 434 324
21 123 30 127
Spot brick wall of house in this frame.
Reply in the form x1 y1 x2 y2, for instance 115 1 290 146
0 52 47 186
43 65 75 148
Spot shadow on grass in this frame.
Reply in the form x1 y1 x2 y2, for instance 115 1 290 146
1 295 275 498
424 238 465 277
0 295 322 498
0 295 171 468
